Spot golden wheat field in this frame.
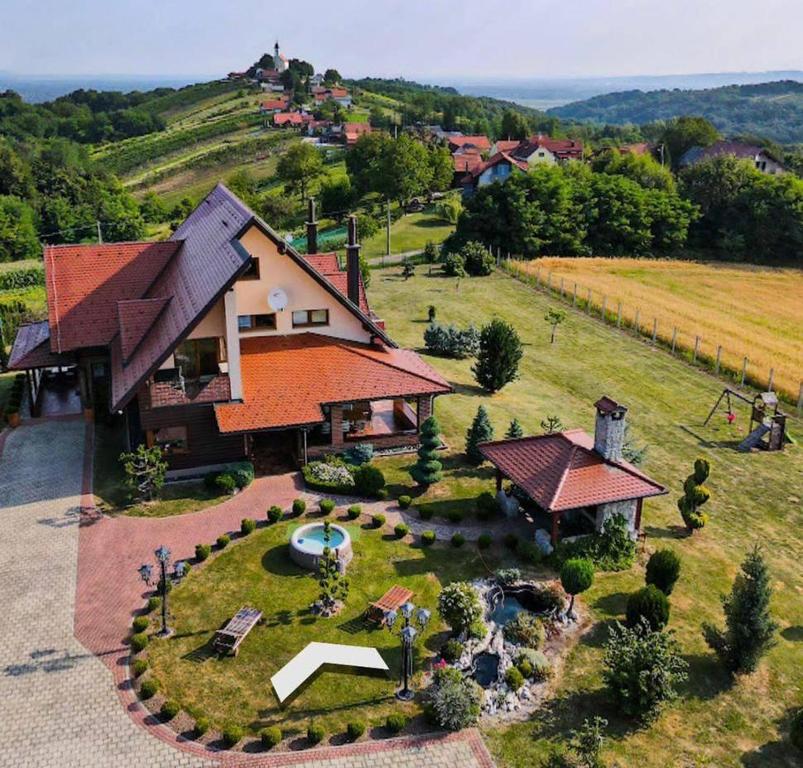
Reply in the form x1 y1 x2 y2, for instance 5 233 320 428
507 257 803 401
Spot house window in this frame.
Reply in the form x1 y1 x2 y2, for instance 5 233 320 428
240 257 260 280
238 313 277 331
151 425 189 454
292 309 329 328
174 338 219 380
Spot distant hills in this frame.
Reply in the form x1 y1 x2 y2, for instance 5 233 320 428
548 80 803 144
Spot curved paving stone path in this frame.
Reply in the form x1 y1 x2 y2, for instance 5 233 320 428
0 419 495 768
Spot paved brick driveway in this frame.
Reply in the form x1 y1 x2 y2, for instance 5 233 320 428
0 419 494 768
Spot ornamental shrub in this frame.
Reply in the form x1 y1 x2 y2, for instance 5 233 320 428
267 505 283 523
560 558 595 616
438 582 483 635
195 543 211 561
139 678 159 699
132 658 148 677
516 658 533 679
646 549 682 595
421 530 436 546
260 726 282 748
477 533 492 549
678 456 711 532
130 632 149 653
443 250 466 277
319 498 336 515
423 322 480 360
385 713 408 733
441 638 464 662
517 649 551 681
147 596 161 613
306 723 325 744
217 534 230 548
505 418 524 439
160 700 180 720
505 665 524 690
398 495 412 509
346 720 366 741
427 666 482 731
495 567 521 586
461 241 495 276
303 460 355 492
371 513 386 528
503 533 519 551
347 504 361 519
240 518 256 535
132 616 149 633
410 416 443 486
504 612 545 649
353 464 386 497
215 473 237 495
222 725 244 748
451 532 465 548
292 498 306 516
230 461 255 489
472 319 523 393
343 443 374 466
626 585 670 632
394 523 409 538
465 405 494 465
194 717 209 737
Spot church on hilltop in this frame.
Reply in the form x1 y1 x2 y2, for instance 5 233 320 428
273 41 288 73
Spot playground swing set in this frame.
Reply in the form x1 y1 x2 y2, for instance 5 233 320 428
704 388 791 452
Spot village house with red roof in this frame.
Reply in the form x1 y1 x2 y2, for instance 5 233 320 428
9 186 451 474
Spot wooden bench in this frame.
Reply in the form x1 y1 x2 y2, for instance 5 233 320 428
366 585 414 625
213 607 263 656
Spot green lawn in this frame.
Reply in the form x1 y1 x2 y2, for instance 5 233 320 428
362 206 455 259
366 266 802 767
146 516 507 735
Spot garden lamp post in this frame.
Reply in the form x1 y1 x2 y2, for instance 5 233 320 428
385 601 430 701
138 545 186 638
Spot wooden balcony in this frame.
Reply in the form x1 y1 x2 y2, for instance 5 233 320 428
142 371 231 410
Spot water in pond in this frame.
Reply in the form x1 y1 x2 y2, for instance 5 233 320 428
489 595 526 626
473 652 499 688
297 526 345 553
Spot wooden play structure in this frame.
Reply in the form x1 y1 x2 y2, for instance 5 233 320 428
704 388 789 451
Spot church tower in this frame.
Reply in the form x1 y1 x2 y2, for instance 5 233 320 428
274 40 288 73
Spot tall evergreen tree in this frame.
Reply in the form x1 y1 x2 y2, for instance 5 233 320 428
465 406 494 465
703 545 778 674
410 415 443 486
472 319 523 393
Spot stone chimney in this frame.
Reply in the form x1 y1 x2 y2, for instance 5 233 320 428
593 396 628 462
305 197 318 255
346 215 361 307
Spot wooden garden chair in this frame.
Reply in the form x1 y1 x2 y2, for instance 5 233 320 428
213 606 263 656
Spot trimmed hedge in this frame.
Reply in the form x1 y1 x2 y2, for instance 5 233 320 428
346 720 365 741
194 717 210 737
139 678 159 699
130 632 149 653
160 700 180 720
394 523 409 538
371 513 386 529
301 461 355 494
267 505 283 523
260 726 282 748
240 518 256 535
217 534 231 548
319 498 336 515
451 532 465 548
347 504 362 520
292 498 306 516
386 713 408 733
132 615 149 633
421 530 436 546
132 658 148 677
398 495 412 509
195 543 211 561
306 723 325 744
147 596 161 613
353 464 386 497
222 725 244 748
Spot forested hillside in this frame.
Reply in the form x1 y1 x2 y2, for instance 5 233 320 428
549 80 803 143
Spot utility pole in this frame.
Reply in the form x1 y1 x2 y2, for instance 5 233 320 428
386 199 391 259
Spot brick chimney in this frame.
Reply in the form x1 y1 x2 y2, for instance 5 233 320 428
593 396 627 462
346 215 360 307
305 197 318 255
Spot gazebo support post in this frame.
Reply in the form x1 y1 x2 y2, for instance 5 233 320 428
634 498 643 534
551 511 560 546
495 468 503 493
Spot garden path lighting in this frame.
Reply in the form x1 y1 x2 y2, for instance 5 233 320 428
385 602 430 700
138 545 186 638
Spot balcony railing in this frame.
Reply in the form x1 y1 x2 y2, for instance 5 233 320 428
143 370 231 409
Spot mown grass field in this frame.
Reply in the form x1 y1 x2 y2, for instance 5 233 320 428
508 257 803 402
367 265 802 768
362 207 455 259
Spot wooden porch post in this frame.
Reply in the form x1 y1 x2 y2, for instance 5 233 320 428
635 498 643 534
551 511 560 546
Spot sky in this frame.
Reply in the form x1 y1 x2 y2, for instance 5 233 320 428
2 0 802 82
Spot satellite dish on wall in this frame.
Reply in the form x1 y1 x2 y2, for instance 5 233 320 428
268 287 288 312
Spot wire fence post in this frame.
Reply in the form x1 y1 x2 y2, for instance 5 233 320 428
547 271 553 292
768 368 774 392
651 318 657 344
601 295 607 321
586 288 592 314
671 327 677 354
715 345 722 374
536 269 541 288
560 277 565 297
741 357 748 387
634 309 640 334
798 382 803 414
693 336 700 362
616 302 622 328
572 283 577 307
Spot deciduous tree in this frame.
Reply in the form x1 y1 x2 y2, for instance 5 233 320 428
472 319 523 393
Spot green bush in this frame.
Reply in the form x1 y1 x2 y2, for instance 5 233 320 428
371 513 385 528
504 612 545 649
516 649 551 681
132 616 149 633
353 464 386 497
516 658 534 678
346 720 366 741
132 658 148 677
130 632 149 653
347 504 361 519
222 725 244 748
461 241 495 277
160 700 180 720
421 530 436 546
343 443 374 466
477 533 492 550
626 585 670 632
504 533 519 551
194 717 210 737
217 534 231 548
260 726 282 748
240 518 256 535
306 723 325 744
451 532 465 548
215 473 237 495
441 638 464 662
319 498 336 515
505 665 524 690
426 666 482 730
147 596 161 613
495 567 521 586
791 708 803 752
438 582 484 636
419 507 434 520
398 495 412 509
292 498 306 516
195 543 211 561
229 461 255 489
560 558 595 615
385 713 408 733
267 505 283 523
447 509 463 523
394 523 409 538
646 549 682 595
301 460 355 494
443 250 466 277
376 488 388 501
139 678 159 699
476 491 499 521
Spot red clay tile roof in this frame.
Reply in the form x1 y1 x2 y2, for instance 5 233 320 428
8 321 73 370
471 151 529 178
452 151 484 174
117 297 171 364
261 98 289 110
479 429 666 512
215 333 451 433
493 140 521 154
514 135 584 160
45 241 180 354
303 253 370 314
448 135 491 152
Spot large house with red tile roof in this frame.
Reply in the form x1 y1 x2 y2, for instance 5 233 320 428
9 185 451 474
480 397 666 546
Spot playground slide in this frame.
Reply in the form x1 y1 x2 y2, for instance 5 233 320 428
738 424 770 452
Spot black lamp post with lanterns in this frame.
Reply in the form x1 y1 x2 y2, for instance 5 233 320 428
138 545 186 638
385 601 430 701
